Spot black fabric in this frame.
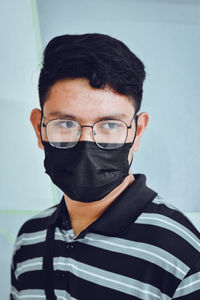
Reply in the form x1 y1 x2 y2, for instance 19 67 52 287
44 174 157 297
43 141 133 202
48 174 157 236
90 174 157 235
43 225 56 299
10 173 200 299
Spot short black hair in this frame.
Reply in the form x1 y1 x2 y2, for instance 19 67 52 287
38 33 146 113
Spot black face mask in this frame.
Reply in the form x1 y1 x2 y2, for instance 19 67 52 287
43 141 133 202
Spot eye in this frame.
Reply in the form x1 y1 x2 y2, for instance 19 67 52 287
101 121 120 130
58 120 76 129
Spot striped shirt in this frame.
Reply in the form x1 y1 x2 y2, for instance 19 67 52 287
10 174 200 299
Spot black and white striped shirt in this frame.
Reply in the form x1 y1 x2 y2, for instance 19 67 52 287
10 174 200 299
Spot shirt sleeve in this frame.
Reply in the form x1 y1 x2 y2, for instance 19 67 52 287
172 263 200 299
9 232 21 300
10 263 19 300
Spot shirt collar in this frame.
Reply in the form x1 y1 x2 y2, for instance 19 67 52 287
90 174 157 235
48 174 157 236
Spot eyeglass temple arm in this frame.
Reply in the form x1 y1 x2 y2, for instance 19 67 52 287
127 114 138 129
41 116 46 128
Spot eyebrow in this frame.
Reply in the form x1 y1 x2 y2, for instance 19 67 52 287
45 111 131 121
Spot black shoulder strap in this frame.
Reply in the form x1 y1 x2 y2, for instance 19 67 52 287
43 225 57 299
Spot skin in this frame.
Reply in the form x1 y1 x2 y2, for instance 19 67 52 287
30 78 149 235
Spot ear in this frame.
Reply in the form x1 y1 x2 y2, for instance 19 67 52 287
128 112 149 166
30 108 44 149
133 112 149 152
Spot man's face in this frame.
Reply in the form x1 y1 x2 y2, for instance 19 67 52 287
31 78 148 164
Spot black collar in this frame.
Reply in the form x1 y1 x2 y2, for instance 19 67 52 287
48 174 157 236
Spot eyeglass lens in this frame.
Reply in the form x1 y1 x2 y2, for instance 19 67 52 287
45 119 132 149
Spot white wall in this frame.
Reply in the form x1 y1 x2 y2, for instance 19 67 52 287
0 1 54 298
37 0 200 213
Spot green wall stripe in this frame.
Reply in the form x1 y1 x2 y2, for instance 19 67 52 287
30 0 59 206
0 226 15 243
1 210 199 217
0 209 39 215
30 0 42 66
185 212 200 219
51 183 60 205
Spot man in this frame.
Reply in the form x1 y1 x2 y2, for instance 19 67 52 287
11 33 200 299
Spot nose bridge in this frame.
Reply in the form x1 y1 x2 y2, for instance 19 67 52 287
79 125 94 142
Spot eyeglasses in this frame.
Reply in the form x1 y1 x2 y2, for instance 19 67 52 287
41 115 137 150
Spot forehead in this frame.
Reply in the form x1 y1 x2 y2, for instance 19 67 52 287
43 78 135 122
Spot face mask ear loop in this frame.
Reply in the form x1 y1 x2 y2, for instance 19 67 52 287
40 110 45 146
131 115 138 146
129 115 138 167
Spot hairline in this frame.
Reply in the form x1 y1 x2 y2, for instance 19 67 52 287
41 77 138 112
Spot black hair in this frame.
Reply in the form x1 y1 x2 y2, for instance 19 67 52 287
38 33 146 112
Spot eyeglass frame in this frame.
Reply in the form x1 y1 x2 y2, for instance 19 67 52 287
41 114 138 150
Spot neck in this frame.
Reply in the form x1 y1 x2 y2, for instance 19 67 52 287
64 174 134 235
